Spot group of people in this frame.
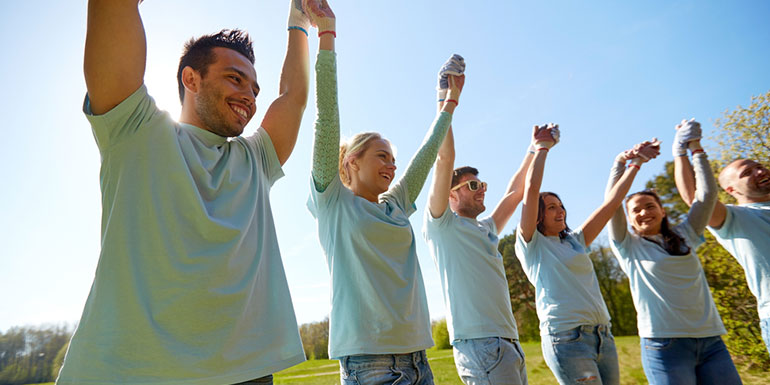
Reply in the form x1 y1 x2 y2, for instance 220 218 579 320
57 0 770 384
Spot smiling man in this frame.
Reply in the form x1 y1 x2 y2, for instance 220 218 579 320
56 1 310 384
422 56 535 382
674 120 770 355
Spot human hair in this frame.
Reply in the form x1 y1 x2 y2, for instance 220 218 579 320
537 192 571 240
451 166 479 188
626 190 691 256
177 29 255 103
339 132 389 187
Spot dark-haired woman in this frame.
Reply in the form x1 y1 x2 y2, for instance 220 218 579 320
606 121 742 385
515 125 659 385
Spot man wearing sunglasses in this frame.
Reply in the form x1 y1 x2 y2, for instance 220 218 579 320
422 117 541 384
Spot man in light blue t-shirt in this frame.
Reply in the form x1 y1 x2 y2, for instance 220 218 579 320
57 2 313 384
423 103 534 383
676 154 770 355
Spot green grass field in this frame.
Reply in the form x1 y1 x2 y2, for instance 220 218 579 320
28 337 770 385
274 336 770 384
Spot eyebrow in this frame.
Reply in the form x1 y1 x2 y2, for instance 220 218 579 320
225 66 260 92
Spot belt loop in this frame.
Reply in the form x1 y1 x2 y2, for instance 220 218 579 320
341 356 349 373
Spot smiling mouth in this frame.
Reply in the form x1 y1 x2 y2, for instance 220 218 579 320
229 103 249 123
380 173 392 181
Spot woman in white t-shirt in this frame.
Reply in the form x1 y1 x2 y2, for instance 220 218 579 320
516 125 659 385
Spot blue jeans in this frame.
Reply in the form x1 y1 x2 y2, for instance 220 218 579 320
542 325 619 385
640 336 742 385
762 318 770 355
340 350 434 385
453 337 528 385
232 374 272 384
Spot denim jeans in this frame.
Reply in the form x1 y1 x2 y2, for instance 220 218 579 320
453 337 528 385
542 324 619 385
232 374 273 384
640 336 742 385
340 350 434 385
762 317 770 354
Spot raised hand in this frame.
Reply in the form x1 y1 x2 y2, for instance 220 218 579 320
672 118 702 156
437 54 465 101
303 0 336 36
288 0 311 35
533 123 559 149
623 138 661 166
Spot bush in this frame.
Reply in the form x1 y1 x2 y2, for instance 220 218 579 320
431 318 451 350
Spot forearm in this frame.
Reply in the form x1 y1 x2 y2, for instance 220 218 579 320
278 30 310 105
688 151 718 233
606 157 629 239
85 0 146 114
519 150 548 241
427 126 455 218
402 112 453 203
311 50 340 192
674 155 696 206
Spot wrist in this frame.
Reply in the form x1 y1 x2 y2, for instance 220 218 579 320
630 157 644 166
688 141 703 152
534 141 554 150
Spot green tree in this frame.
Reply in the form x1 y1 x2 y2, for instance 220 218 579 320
500 233 539 342
431 318 451 350
646 160 769 369
711 90 770 167
589 246 637 336
299 317 329 360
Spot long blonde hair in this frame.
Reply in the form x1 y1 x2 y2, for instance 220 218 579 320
339 132 390 187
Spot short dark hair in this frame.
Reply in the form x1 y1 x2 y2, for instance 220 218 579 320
451 166 479 188
177 29 255 103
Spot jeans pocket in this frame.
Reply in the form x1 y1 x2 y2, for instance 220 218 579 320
551 327 582 344
643 337 673 351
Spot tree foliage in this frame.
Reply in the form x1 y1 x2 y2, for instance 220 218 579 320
299 317 329 360
431 318 451 350
0 324 72 385
645 159 769 370
711 90 770 168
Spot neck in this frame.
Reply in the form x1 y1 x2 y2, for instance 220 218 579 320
349 181 379 203
737 194 770 205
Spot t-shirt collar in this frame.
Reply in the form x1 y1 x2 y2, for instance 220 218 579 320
179 122 228 146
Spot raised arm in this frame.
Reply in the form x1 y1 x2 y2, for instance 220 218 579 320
427 55 464 218
590 139 660 246
683 144 719 235
306 0 339 192
519 124 558 242
259 0 315 165
84 0 146 115
400 74 464 204
672 119 727 228
490 148 535 232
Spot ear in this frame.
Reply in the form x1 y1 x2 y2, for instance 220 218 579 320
349 157 360 171
181 66 201 95
725 185 737 196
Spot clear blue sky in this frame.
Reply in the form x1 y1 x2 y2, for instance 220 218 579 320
2 0 769 332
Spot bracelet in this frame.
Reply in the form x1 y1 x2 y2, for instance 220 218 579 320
628 163 640 170
288 26 308 36
445 99 458 105
437 98 445 103
691 148 705 154
536 147 549 152
319 30 337 38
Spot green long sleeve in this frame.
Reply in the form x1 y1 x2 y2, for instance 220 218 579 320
310 50 340 192
400 112 452 204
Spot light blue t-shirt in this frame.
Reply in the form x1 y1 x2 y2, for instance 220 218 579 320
514 228 611 336
57 86 304 385
307 176 433 359
610 219 726 338
710 202 770 319
423 207 518 343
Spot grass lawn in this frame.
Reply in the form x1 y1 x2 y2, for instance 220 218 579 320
274 336 770 384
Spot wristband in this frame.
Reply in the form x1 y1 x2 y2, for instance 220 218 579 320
628 164 640 170
288 26 308 36
536 147 549 152
319 30 336 38
691 148 704 155
445 99 458 105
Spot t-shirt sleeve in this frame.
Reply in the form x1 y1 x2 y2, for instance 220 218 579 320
423 206 453 240
480 216 498 236
676 219 705 250
84 85 160 152
710 205 736 237
382 179 417 217
515 226 540 266
247 127 285 186
308 173 344 219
